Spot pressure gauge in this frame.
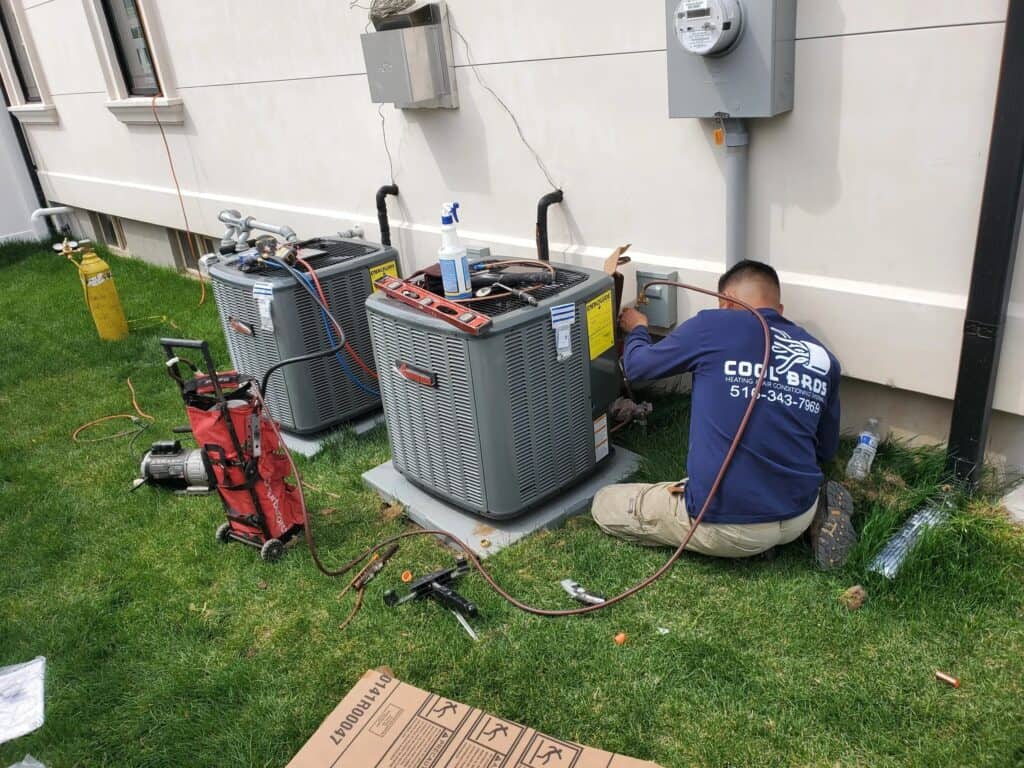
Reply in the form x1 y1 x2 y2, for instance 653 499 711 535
674 0 743 56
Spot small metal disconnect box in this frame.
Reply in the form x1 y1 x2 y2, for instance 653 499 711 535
360 2 458 109
637 269 679 330
665 0 797 118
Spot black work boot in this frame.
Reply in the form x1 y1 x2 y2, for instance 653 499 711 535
809 481 857 570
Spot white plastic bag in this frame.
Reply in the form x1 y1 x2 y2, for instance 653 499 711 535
0 657 45 745
7 755 46 768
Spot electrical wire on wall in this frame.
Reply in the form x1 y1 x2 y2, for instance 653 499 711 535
446 14 578 258
449 23 559 192
150 96 206 307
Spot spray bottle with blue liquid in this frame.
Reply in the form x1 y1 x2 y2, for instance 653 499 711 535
438 202 472 299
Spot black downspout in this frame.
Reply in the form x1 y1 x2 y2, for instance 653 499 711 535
945 2 1024 487
376 184 399 247
535 189 564 262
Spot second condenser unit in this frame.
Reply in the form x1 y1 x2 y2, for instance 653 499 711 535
366 263 620 519
208 236 400 434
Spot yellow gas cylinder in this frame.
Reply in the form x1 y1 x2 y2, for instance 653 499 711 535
61 239 129 341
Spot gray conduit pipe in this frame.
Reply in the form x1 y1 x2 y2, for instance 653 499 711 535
721 118 749 268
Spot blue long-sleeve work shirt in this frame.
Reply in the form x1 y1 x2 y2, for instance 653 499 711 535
624 308 841 524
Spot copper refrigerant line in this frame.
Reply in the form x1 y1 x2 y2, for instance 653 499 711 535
285 281 771 617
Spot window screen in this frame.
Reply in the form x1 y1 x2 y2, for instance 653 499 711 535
99 0 160 97
0 0 39 103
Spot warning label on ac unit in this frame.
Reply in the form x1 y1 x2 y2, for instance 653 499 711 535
586 290 614 360
369 260 399 292
594 414 609 462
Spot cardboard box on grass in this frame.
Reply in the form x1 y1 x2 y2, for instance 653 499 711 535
288 669 663 768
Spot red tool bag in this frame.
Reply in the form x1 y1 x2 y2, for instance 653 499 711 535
161 339 304 561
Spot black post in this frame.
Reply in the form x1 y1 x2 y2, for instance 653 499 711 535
945 2 1024 486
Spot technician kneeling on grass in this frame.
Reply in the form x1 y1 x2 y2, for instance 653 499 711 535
594 260 856 569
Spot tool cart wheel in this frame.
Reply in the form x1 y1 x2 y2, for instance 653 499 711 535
260 538 284 562
215 522 232 544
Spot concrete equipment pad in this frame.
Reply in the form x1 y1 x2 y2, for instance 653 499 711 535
281 411 386 457
362 447 642 558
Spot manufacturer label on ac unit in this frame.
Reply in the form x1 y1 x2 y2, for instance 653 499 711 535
253 282 274 331
586 290 614 360
369 260 399 292
593 414 609 462
550 303 577 361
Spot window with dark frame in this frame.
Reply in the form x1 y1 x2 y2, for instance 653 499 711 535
98 0 160 97
90 212 127 250
0 0 40 103
169 229 215 273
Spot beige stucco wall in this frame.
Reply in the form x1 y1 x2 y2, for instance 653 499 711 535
7 0 1021 463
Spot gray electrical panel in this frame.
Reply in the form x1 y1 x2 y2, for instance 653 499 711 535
666 0 797 118
636 269 679 330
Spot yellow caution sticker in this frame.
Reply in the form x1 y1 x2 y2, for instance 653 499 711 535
369 260 399 292
586 290 614 360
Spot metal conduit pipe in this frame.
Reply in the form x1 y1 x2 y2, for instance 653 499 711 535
721 118 749 268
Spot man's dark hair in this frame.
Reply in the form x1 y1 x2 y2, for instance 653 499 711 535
718 259 781 295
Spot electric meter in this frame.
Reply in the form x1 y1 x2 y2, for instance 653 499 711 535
674 0 742 56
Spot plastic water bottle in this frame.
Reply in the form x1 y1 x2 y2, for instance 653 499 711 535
846 417 881 480
438 202 472 299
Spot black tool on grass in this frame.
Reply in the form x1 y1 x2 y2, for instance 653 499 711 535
384 559 478 618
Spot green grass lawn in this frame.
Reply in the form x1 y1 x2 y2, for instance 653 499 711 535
1 243 1022 767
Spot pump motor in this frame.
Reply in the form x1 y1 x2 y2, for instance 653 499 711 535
134 440 211 494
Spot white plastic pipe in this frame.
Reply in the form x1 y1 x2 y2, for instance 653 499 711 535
30 206 73 238
30 205 71 222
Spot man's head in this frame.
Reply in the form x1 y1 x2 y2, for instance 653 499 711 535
717 260 783 313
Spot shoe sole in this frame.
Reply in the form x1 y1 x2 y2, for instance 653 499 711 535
811 481 857 570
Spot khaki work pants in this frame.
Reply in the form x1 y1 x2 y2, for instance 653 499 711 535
591 481 818 558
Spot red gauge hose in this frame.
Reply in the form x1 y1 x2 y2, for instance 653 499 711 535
295 256 380 380
270 280 771 616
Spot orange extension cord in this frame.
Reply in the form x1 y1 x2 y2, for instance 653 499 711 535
71 378 154 443
151 96 206 307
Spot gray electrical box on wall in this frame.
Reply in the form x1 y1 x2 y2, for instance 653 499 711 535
361 2 458 109
666 0 797 118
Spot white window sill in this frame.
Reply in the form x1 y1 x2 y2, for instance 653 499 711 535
105 96 184 125
8 103 59 125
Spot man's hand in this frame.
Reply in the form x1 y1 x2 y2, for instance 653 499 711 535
619 307 649 334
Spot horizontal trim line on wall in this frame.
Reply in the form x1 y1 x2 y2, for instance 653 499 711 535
38 167 988 315
170 18 1005 91
50 90 107 97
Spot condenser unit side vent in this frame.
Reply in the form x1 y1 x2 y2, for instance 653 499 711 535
294 269 379 425
212 279 295 427
505 317 592 506
369 313 486 507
